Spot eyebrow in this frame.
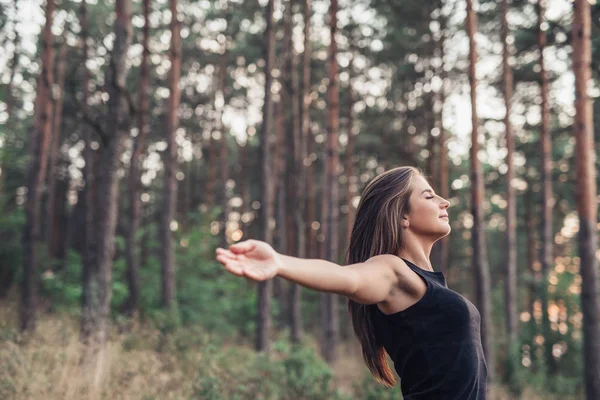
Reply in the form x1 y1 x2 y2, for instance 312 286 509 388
421 189 436 195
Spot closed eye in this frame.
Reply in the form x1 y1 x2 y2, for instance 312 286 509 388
426 196 434 200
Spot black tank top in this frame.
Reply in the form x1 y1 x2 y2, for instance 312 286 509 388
372 258 487 399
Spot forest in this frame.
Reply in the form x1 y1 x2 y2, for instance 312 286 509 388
0 0 599 399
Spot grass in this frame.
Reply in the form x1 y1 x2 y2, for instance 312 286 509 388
0 299 582 400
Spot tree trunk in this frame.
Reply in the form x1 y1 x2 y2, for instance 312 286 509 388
78 0 98 340
238 136 250 236
344 52 356 260
501 0 518 378
525 184 538 372
283 0 305 344
160 0 181 309
537 0 555 374
437 9 449 277
46 40 68 262
124 0 151 316
273 101 287 304
303 0 315 262
206 130 216 207
466 0 494 381
217 47 229 247
81 0 133 347
306 133 316 259
20 0 56 332
320 0 339 364
572 1 600 397
256 0 276 354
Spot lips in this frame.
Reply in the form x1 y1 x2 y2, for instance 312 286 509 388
439 215 449 219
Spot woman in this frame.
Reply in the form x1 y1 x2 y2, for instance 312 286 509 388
216 166 487 399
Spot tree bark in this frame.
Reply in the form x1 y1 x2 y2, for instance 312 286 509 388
78 0 98 340
437 9 449 277
160 0 181 309
466 0 494 381
572 1 600 397
302 0 315 263
501 0 518 377
124 0 151 316
81 0 133 347
20 0 56 332
273 100 287 304
525 184 539 372
320 0 339 364
217 47 229 248
206 130 216 207
256 0 276 354
283 0 305 344
344 51 356 261
537 0 555 374
46 40 68 262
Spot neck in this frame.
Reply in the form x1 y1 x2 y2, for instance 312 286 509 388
397 232 436 271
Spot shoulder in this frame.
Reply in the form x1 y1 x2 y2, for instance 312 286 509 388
365 254 407 268
364 255 410 278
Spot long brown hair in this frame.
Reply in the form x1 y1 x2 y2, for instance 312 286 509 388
347 166 420 387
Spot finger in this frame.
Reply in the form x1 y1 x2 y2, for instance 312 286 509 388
216 248 238 260
229 240 256 254
217 256 245 276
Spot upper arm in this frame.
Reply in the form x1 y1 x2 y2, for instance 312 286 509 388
345 255 407 305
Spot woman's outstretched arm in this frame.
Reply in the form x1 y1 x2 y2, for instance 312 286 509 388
215 239 405 305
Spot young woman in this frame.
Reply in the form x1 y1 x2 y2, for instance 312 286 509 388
216 166 487 399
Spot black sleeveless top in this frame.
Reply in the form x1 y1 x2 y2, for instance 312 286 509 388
371 258 487 399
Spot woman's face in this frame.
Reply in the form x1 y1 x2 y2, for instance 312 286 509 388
404 175 451 239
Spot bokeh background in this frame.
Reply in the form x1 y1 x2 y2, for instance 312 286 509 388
0 0 599 399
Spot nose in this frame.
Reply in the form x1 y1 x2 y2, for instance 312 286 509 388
438 195 450 209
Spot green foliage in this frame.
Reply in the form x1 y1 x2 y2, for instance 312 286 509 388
192 341 351 400
352 375 400 400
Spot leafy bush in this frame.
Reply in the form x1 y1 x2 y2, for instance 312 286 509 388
193 340 350 400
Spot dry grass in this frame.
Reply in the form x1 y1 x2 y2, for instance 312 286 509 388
0 302 581 400
0 303 195 400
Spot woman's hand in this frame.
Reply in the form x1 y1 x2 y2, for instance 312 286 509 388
216 239 280 281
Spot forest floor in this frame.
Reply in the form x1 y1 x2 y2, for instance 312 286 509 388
0 297 580 400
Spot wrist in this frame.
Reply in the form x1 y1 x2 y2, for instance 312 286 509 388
274 252 286 276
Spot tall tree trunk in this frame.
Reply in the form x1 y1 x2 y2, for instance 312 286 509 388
273 101 287 304
46 40 68 262
20 0 56 332
344 51 356 259
238 135 250 236
282 0 304 344
160 0 181 309
124 0 151 316
306 134 316 259
537 0 554 374
302 0 315 262
525 184 538 373
501 0 518 378
78 0 98 339
81 0 133 348
437 9 449 277
217 47 229 248
466 0 494 381
256 0 276 354
572 1 600 397
206 130 216 207
320 0 339 364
